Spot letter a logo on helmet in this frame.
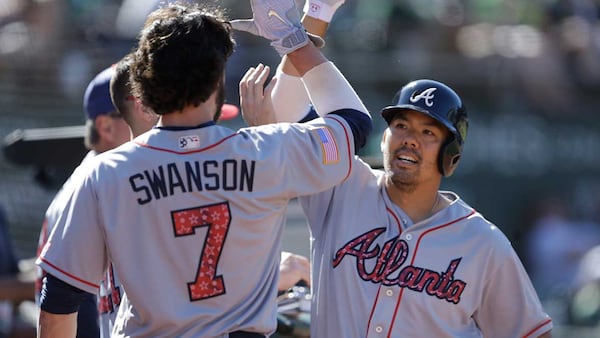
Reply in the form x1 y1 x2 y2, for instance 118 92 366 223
409 87 437 107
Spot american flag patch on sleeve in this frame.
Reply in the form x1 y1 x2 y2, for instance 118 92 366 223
313 126 340 164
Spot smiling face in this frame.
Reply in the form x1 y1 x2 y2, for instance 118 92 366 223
381 109 450 192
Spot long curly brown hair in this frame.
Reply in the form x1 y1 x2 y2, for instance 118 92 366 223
130 2 235 116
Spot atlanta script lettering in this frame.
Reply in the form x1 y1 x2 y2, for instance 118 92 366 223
333 227 466 304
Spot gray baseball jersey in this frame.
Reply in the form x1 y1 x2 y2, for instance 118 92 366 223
38 117 355 338
301 158 553 338
36 150 97 300
37 150 123 338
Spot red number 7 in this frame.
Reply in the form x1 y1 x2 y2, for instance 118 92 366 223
171 202 231 301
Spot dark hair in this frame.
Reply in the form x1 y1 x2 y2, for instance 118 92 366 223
110 53 134 122
84 119 99 150
130 2 235 115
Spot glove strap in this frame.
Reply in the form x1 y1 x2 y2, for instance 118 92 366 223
272 29 325 56
272 28 309 56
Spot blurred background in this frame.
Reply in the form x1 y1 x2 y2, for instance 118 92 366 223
1 0 600 336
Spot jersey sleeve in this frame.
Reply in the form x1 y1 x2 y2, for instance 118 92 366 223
36 172 108 295
243 114 354 199
474 239 553 337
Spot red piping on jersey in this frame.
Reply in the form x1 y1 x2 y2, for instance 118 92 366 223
522 318 552 338
387 209 477 337
324 115 353 182
386 207 403 234
38 257 99 289
133 133 239 154
366 287 383 335
366 207 403 335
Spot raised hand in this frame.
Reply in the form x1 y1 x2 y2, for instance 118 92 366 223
239 64 278 127
231 0 310 56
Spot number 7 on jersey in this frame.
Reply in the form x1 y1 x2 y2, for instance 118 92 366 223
171 202 231 301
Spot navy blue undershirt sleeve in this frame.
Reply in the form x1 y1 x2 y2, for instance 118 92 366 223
40 273 91 314
40 273 100 337
304 107 372 153
299 109 319 123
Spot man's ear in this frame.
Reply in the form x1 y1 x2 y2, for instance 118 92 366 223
134 100 158 123
94 115 113 138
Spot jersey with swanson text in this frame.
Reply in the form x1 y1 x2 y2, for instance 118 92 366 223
38 117 354 338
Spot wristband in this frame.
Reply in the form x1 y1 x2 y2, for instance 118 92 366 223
303 0 341 23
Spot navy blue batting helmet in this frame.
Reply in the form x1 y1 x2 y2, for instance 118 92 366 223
380 79 468 177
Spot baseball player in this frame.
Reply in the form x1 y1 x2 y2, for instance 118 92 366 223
35 65 131 338
238 1 554 337
36 1 372 337
35 54 236 338
97 53 311 338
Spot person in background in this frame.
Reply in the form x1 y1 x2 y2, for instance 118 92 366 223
35 65 131 338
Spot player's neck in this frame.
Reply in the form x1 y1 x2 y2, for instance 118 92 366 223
157 102 216 128
386 181 443 223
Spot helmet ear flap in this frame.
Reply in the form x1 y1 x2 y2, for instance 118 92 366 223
440 109 468 177
439 136 462 177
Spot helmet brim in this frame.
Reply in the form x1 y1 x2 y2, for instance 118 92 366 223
380 105 457 134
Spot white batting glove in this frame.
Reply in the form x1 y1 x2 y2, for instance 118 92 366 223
231 0 321 56
303 0 346 23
